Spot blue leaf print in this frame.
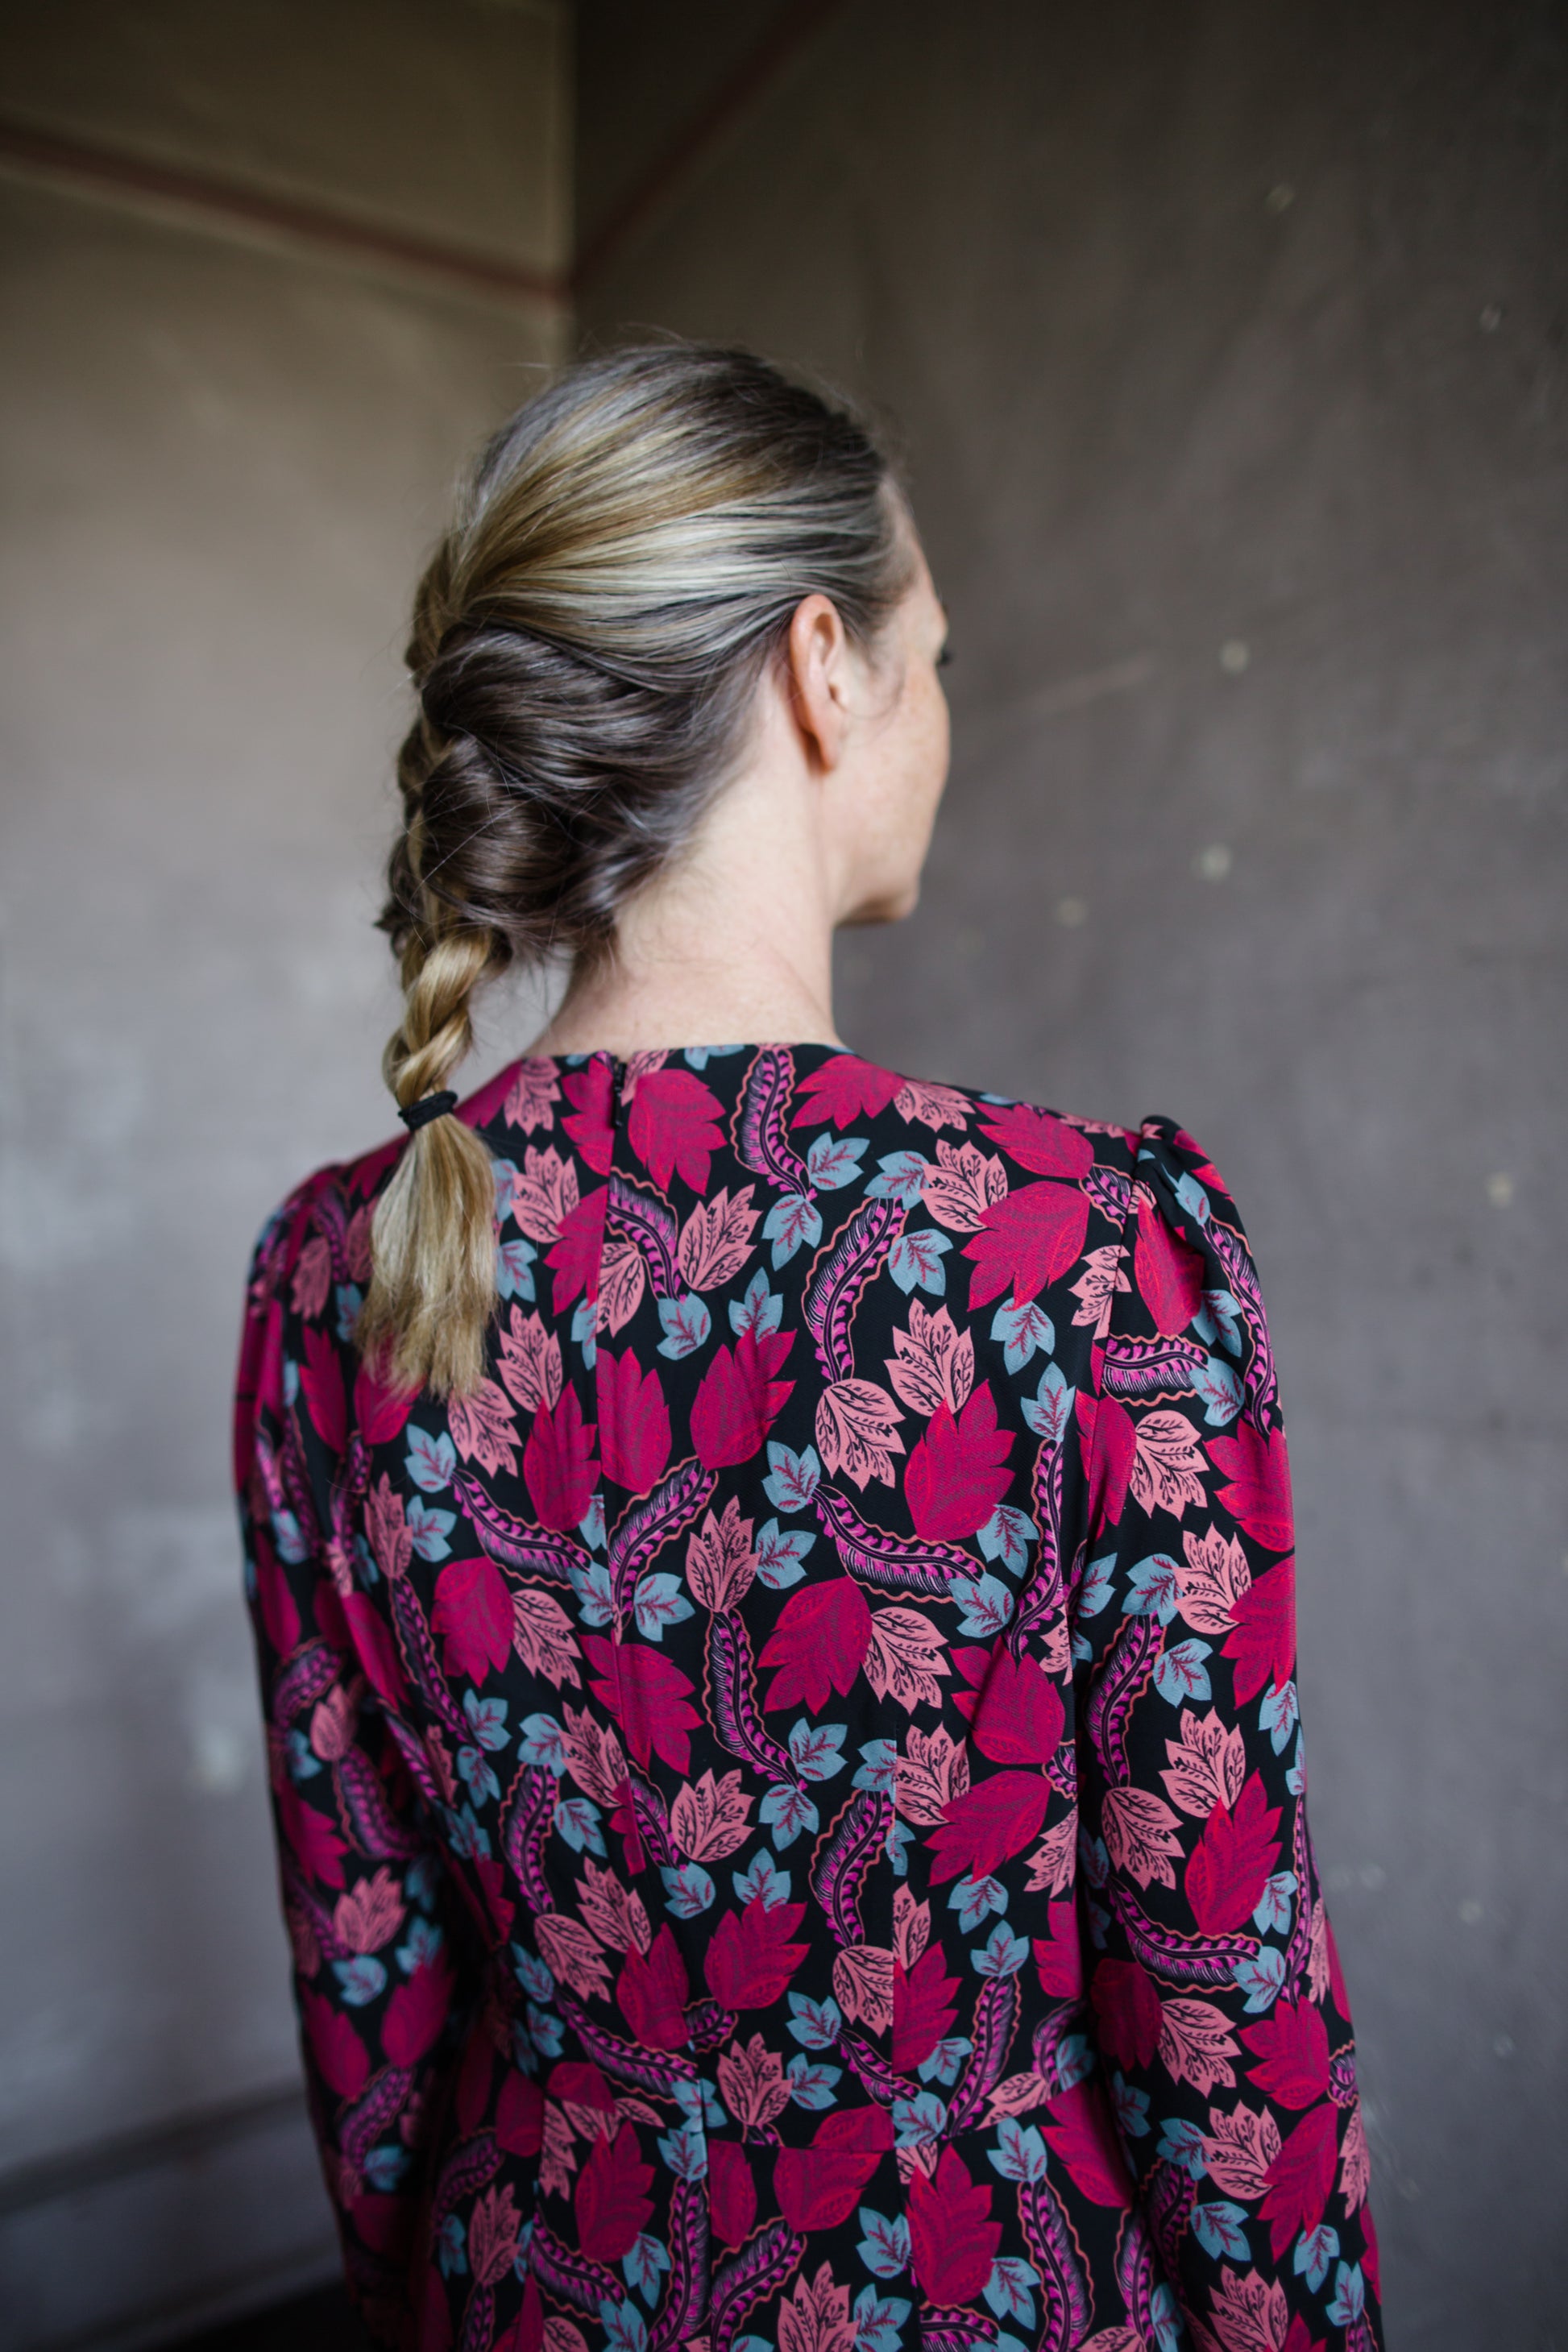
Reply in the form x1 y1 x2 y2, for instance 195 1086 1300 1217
856 2209 911 2279
657 1291 711 1359
989 1297 1054 1371
1154 1638 1213 1703
888 1228 952 1294
405 1497 455 1562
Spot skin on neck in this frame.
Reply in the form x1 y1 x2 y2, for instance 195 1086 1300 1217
532 538 951 1061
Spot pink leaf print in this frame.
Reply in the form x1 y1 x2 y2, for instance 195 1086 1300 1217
704 1897 809 2008
775 2264 858 2352
1024 1813 1076 1898
790 1052 903 1129
511 1587 580 1687
892 1943 960 2071
716 2032 791 2130
832 1943 894 2033
958 1648 1065 1766
963 1181 1092 1306
814 1378 906 1489
546 1184 607 1315
511 1145 580 1244
277 1781 346 1889
1082 1392 1137 1529
383 1955 455 2065
1202 2101 1284 2201
578 1858 649 1956
670 1768 754 1862
864 1607 951 1710
930 1770 1051 1882
616 1925 690 2051
1129 1408 1208 1518
691 1329 794 1468
448 1376 519 1479
595 1234 646 1334
886 1300 974 1417
301 1990 369 2098
583 1640 700 1774
501 1057 559 1133
895 1725 969 1826
906 1383 1013 1539
921 1138 1008 1231
893 1076 972 1132
1133 1187 1207 1334
677 1184 760 1290
1157 1997 1240 2097
1240 2000 1331 2109
561 1705 627 1806
432 1555 512 1682
1176 1524 1252 1635
561 1060 615 1174
574 2124 653 2263
684 1498 757 1612
1031 1900 1083 1998
352 1353 417 1446
1223 1555 1297 1703
1101 1785 1186 1889
496 1306 563 1413
365 1473 413 1581
977 1101 1094 1179
1090 1957 1163 2068
1041 2081 1136 2208
291 1233 331 1321
534 1914 612 2001
332 1867 404 1954
1160 1707 1247 1817
893 1885 931 1972
1261 2105 1339 2255
342 1592 406 1706
774 2110 893 2233
1070 1240 1131 1335
760 1578 871 1711
524 1387 599 1533
627 1068 724 1191
1208 1422 1295 1550
468 2182 522 2288
596 1350 671 1494
709 2140 757 2249
1186 1773 1282 1935
1203 2267 1291 2352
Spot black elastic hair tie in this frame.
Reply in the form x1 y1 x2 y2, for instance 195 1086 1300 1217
399 1090 458 1132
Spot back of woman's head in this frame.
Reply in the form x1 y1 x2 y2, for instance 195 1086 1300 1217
355 342 911 1396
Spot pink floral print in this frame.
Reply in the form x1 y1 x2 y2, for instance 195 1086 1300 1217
234 1043 1382 2351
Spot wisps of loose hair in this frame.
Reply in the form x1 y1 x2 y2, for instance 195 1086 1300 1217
355 343 911 1396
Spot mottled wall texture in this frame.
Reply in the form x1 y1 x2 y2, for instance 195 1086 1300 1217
0 3 568 2342
574 4 1567 2348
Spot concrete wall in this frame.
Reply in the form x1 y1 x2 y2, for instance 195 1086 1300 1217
575 4 1568 2345
0 6 569 2342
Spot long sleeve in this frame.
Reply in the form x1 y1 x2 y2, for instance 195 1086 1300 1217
234 1182 473 2342
1071 1118 1382 2350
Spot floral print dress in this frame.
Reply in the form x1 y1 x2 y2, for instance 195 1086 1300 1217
234 1043 1383 2352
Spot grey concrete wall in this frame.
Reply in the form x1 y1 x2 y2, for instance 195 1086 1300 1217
575 4 1568 2344
0 5 568 2342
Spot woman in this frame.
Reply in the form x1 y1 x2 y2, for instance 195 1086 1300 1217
235 346 1382 2351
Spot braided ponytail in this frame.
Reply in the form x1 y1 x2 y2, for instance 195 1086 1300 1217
357 344 911 1395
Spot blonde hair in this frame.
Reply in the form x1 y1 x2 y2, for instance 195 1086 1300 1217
356 344 911 1396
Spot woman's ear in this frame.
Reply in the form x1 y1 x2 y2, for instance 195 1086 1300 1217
785 593 852 772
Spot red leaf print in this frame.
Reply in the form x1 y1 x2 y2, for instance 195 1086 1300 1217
1240 2000 1331 2109
1081 1393 1136 1530
302 1989 369 2098
574 2122 653 2263
710 2141 757 2247
562 1060 615 1174
905 1383 1014 1540
758 1578 871 1711
930 1771 1051 1883
1185 1773 1282 1935
891 1943 960 2072
1090 1958 1162 2069
790 1053 903 1129
342 1592 407 1707
1261 2102 1338 2258
523 1388 599 1533
278 1780 347 1889
1031 1902 1084 2001
627 1068 724 1191
383 1956 454 2066
1223 1555 1297 1703
496 2070 544 2155
616 1925 691 2052
774 2105 894 2231
964 1650 1065 1767
352 1353 417 1446
583 1640 700 1774
300 1325 346 1453
691 1329 795 1468
962 1182 1091 1308
431 1555 512 1683
1208 1421 1295 1550
704 1897 810 2009
596 1350 671 1494
908 2144 1003 2306
546 1184 607 1315
1042 2080 1135 2206
976 1103 1094 1179
1134 1199 1206 1336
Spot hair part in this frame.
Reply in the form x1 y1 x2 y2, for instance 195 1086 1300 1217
356 343 912 1396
